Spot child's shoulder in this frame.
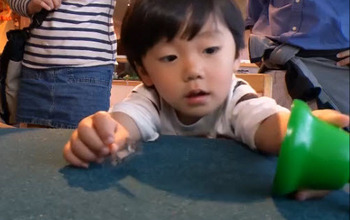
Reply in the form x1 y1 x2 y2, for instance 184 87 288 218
117 83 161 107
230 77 258 98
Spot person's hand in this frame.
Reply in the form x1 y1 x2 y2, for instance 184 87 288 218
63 111 131 168
27 0 61 15
336 49 350 67
291 109 349 201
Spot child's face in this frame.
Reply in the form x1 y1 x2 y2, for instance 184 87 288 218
137 15 240 124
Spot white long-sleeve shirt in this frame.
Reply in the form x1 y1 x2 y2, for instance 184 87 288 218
8 0 117 69
112 77 289 149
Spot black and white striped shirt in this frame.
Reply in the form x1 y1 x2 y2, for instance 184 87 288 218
8 0 117 69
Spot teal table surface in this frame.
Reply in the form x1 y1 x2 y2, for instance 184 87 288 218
0 128 348 220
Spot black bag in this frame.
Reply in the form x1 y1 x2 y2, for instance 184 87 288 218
0 10 49 124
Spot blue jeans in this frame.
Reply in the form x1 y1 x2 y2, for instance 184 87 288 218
17 65 113 128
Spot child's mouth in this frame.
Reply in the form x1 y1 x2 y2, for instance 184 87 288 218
185 90 210 105
186 90 209 98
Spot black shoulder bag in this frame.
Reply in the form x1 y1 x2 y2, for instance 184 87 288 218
0 9 49 124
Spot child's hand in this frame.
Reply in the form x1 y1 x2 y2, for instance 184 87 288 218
312 109 349 128
336 49 350 66
292 109 349 201
293 190 330 201
63 111 132 168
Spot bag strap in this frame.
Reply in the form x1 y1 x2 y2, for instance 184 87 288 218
0 10 49 124
29 9 50 29
22 9 50 36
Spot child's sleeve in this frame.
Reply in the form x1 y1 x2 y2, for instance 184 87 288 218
229 79 290 149
111 84 161 142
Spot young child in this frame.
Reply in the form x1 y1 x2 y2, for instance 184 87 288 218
63 0 349 200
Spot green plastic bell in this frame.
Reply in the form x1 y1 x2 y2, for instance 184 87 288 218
273 99 349 196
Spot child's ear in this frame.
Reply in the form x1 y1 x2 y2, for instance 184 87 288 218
233 57 241 72
136 64 154 87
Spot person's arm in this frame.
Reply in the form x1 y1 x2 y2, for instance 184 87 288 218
63 111 141 168
255 109 349 154
7 0 59 16
245 0 265 30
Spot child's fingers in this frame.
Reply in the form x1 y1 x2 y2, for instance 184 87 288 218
109 134 127 156
63 141 89 168
92 111 119 145
293 189 330 201
113 121 133 151
70 137 100 162
109 143 131 164
76 115 110 155
108 122 134 163
312 109 349 128
109 139 135 166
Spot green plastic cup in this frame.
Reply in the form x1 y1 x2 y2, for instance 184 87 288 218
273 99 349 196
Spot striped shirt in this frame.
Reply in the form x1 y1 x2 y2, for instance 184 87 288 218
8 0 117 69
112 76 289 149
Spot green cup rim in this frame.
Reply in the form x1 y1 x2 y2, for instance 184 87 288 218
273 100 310 195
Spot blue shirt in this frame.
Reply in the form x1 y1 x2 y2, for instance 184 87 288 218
245 0 349 50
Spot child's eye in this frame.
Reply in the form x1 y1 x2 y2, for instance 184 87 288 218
203 46 220 55
159 55 177 62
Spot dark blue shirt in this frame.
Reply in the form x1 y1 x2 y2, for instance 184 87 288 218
245 0 349 50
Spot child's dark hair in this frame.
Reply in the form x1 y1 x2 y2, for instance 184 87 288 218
121 0 245 70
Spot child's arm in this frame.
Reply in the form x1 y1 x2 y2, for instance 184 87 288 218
255 109 349 200
0 122 15 128
63 111 141 168
255 109 349 154
254 111 290 154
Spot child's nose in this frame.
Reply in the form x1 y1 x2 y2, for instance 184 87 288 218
182 57 204 82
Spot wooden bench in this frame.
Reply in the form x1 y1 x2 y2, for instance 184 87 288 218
235 73 272 97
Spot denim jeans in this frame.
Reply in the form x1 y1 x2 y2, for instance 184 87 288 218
17 65 113 128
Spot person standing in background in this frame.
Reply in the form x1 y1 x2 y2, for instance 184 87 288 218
7 0 117 128
245 0 349 116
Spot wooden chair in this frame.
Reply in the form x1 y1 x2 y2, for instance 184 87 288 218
235 73 273 97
